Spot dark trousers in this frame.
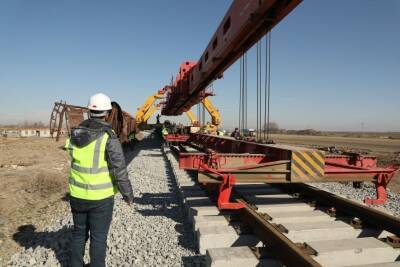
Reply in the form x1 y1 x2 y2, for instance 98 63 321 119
69 196 114 267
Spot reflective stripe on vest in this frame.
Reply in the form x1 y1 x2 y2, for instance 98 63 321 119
66 133 118 200
69 177 114 190
69 135 109 174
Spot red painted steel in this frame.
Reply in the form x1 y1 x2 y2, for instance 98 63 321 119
179 153 266 170
161 0 302 115
364 173 394 205
199 163 245 210
325 155 377 169
164 134 190 142
187 134 292 161
177 134 399 208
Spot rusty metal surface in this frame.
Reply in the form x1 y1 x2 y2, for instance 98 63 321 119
107 101 137 143
50 101 136 143
65 107 86 129
49 101 66 141
50 102 88 141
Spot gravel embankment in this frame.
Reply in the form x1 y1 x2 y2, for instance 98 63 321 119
310 182 400 217
8 131 197 266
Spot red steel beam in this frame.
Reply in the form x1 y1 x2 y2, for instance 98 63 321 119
180 134 398 183
179 153 267 170
165 134 190 142
162 0 302 116
177 134 398 205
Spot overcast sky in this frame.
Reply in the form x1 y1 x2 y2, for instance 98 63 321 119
0 0 399 131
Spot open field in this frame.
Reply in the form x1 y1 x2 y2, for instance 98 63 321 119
270 133 400 153
0 137 69 265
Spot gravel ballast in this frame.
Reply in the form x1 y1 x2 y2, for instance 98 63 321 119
310 182 400 217
8 132 196 266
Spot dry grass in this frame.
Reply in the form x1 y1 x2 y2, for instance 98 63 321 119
0 137 69 265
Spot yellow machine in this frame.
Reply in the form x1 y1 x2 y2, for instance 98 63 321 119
135 90 220 132
140 104 198 126
185 110 199 126
200 98 221 133
135 90 165 124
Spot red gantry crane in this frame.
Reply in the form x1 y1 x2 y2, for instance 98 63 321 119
156 0 398 209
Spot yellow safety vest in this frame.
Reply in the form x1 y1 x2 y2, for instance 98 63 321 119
65 133 118 200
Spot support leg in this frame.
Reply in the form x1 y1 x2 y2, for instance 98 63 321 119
364 174 388 205
217 174 245 210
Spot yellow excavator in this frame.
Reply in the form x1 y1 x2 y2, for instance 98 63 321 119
135 88 167 125
200 98 221 133
139 104 199 127
135 89 221 134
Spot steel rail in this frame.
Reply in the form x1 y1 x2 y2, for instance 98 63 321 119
168 142 399 265
291 184 400 236
236 198 321 267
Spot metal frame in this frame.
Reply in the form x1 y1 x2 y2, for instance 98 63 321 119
162 0 303 115
173 134 399 209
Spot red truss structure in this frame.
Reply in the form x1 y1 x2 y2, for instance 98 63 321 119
161 0 302 115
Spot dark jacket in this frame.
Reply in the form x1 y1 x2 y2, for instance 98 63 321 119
69 118 134 203
230 130 240 139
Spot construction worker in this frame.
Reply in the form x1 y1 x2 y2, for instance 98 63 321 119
65 93 134 267
231 127 240 139
156 114 161 124
161 125 169 140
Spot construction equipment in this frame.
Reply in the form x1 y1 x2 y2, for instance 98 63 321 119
135 89 220 132
185 110 199 127
137 102 198 127
161 0 302 116
154 0 399 209
198 97 221 134
201 98 221 127
135 87 169 125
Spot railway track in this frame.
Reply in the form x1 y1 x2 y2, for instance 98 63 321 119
163 144 400 267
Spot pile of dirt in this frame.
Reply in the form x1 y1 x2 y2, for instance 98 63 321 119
0 137 70 265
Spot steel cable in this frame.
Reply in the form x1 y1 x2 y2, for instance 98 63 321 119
266 31 272 140
239 55 243 133
256 40 263 141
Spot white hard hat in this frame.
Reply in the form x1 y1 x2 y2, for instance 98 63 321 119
88 93 112 111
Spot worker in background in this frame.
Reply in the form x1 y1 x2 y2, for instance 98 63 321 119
231 127 240 139
156 114 161 124
65 93 134 267
161 124 169 139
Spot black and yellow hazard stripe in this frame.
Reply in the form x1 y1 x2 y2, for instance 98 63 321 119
291 150 325 178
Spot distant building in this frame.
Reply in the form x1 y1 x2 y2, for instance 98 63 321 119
2 130 20 138
1 127 67 138
20 128 51 137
